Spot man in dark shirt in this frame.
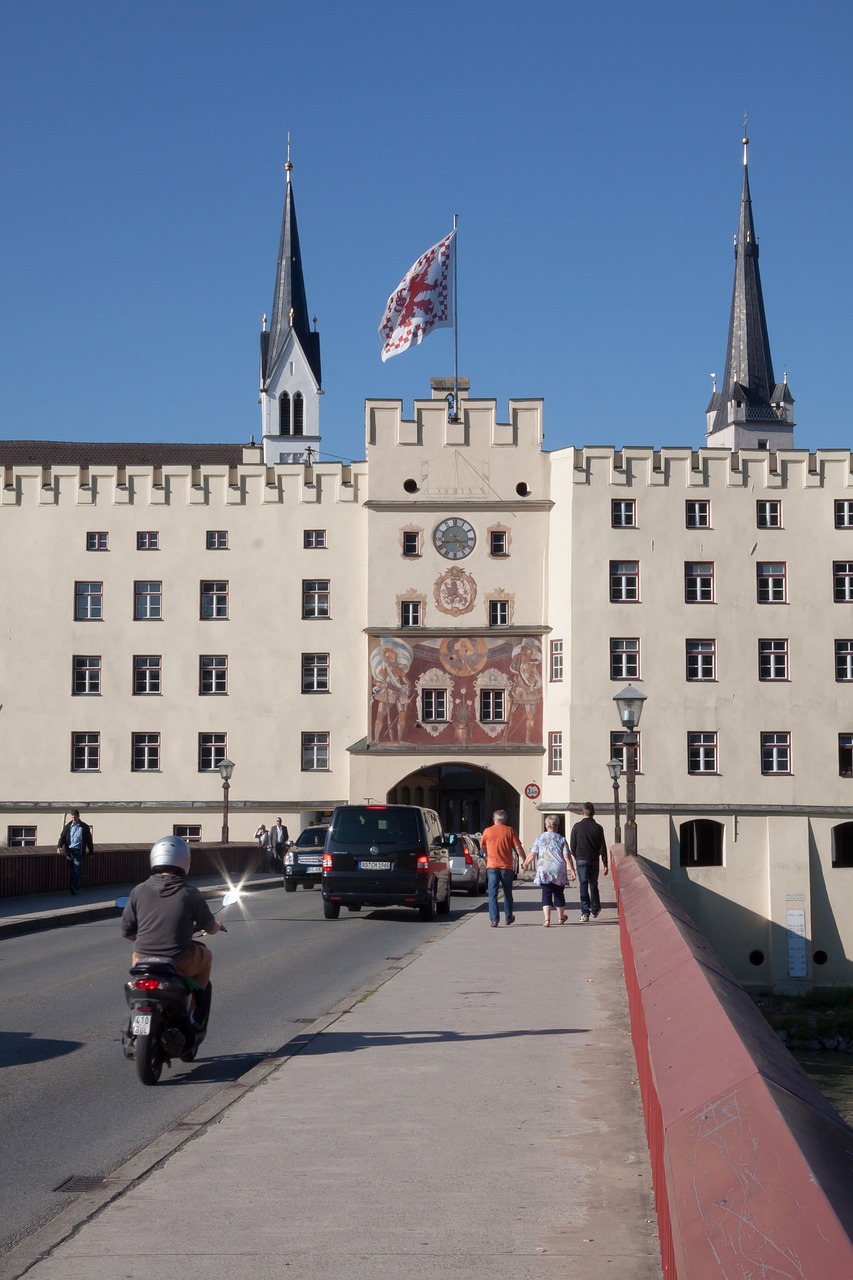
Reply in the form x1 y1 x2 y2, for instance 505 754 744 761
569 802 609 922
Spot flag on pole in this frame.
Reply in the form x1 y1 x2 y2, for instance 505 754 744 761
378 231 455 362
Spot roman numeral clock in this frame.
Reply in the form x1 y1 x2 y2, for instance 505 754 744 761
433 517 476 559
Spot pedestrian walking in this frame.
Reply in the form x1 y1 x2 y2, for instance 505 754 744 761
480 810 525 928
254 823 274 873
56 808 94 895
270 816 289 868
524 816 576 926
569 802 609 921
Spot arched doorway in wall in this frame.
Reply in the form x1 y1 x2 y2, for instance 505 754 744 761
386 763 519 835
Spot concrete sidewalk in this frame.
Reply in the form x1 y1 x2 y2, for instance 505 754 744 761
8 887 661 1280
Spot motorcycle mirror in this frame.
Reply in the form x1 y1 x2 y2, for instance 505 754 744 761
221 890 241 908
115 895 129 909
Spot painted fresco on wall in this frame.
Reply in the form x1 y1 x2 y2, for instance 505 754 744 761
369 635 542 747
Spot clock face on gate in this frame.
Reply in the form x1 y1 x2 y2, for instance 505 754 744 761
433 517 476 560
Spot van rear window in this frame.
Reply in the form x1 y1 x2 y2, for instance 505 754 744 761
331 807 420 845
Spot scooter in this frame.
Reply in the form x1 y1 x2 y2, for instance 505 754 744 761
117 890 239 1086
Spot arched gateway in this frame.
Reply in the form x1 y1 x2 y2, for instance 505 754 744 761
386 763 519 836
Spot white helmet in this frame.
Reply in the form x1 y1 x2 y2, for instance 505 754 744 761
150 835 191 876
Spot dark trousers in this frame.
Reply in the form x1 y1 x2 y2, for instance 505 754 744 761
67 853 83 893
576 860 601 917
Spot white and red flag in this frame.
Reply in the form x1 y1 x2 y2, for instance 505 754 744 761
378 230 455 362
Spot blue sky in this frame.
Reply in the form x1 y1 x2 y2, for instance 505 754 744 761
2 1 851 463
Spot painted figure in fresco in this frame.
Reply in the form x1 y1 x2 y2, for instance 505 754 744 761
371 639 413 742
439 635 488 677
507 639 542 744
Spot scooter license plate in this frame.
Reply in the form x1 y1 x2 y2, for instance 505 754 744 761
131 1014 152 1035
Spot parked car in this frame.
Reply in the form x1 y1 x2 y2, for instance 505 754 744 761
321 803 451 921
447 832 486 896
283 825 329 891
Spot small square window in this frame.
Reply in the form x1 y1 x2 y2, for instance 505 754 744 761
72 731 100 772
402 531 421 557
8 826 37 847
757 500 782 529
685 501 710 529
132 732 161 772
206 530 228 550
401 600 422 628
200 655 227 695
759 638 789 681
201 580 229 619
688 731 718 774
73 655 101 695
479 689 505 723
611 500 636 528
421 688 448 723
835 501 853 529
304 530 327 549
489 599 509 627
761 731 791 775
199 733 227 771
75 581 103 621
757 562 786 603
611 638 640 680
133 655 162 695
686 639 715 681
302 731 330 770
489 529 508 556
86 532 108 551
134 580 162 620
137 531 159 551
610 561 639 602
173 824 202 844
685 561 714 603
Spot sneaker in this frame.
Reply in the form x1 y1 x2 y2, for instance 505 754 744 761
592 910 600 919
580 914 590 923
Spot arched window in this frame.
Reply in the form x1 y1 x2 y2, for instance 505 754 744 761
279 392 291 436
832 822 853 868
292 392 304 436
414 785 424 806
400 786 411 804
679 819 724 867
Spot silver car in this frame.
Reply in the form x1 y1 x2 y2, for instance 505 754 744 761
448 832 486 896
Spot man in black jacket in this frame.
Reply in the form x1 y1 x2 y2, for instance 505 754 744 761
569 802 609 922
56 809 94 895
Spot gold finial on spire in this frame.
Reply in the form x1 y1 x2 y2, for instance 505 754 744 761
285 131 293 181
742 114 749 165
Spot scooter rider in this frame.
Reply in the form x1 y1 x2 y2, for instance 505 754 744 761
121 836 222 1026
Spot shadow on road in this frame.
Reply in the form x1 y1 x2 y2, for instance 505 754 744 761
1 1030 84 1065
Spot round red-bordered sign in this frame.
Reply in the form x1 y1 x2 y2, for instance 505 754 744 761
524 783 541 800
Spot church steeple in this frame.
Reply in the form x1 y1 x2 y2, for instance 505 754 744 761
706 133 794 450
259 141 323 465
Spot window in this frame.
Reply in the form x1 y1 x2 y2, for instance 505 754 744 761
402 531 421 557
137 531 159 550
86 532 108 551
304 529 326 549
610 731 641 774
279 391 291 434
834 562 853 603
610 638 639 680
489 529 508 556
301 731 329 770
549 731 563 775
611 499 636 528
685 500 710 529
400 600 422 628
686 639 715 681
199 655 227 695
759 638 789 681
836 640 853 681
550 639 564 682
292 392 304 436
832 822 853 868
679 820 724 867
302 652 329 693
75 581 103 620
480 688 506 723
72 731 100 771
688 731 718 774
201 580 229 620
8 826 37 847
73 655 101 695
132 732 160 772
488 599 509 627
302 579 330 618
199 733 227 771
835 501 853 529
206 530 228 550
134 580 162 620
173 824 201 844
421 688 448 723
840 735 853 778
685 561 714 603
757 562 786 603
761 731 791 775
610 561 639 602
133 655 162 695
757 500 782 529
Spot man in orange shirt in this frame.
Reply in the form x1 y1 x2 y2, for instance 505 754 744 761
480 809 525 928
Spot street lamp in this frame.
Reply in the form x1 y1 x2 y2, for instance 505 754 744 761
218 757 235 843
607 757 623 845
613 685 647 856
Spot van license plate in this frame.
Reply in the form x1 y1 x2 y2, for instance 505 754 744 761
131 1014 151 1035
359 860 391 870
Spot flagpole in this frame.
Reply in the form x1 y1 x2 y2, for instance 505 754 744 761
452 213 459 421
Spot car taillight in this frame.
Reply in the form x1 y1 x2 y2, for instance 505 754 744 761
132 978 162 991
416 854 429 873
322 853 332 872
464 852 474 865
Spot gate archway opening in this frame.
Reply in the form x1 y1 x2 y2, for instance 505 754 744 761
387 763 519 836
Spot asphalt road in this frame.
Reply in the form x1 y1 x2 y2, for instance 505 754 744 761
0 882 486 1257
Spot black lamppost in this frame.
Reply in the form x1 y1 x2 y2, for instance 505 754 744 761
613 686 647 856
607 757 623 845
218 757 235 843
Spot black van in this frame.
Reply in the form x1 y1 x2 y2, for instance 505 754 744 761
321 804 451 921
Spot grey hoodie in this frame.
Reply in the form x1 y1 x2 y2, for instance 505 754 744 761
121 873 216 959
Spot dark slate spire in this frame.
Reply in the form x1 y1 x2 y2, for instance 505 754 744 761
706 134 793 440
261 145 321 389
